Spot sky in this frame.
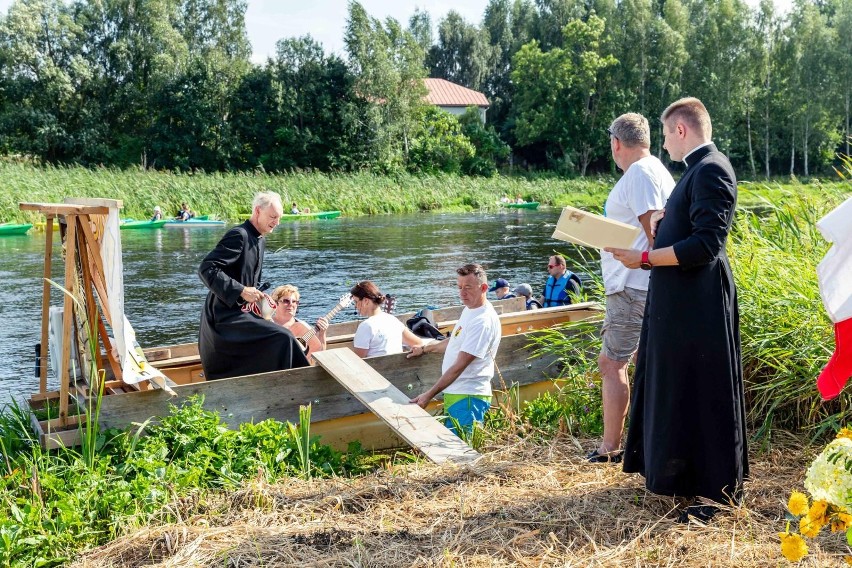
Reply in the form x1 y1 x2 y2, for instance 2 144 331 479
0 0 793 64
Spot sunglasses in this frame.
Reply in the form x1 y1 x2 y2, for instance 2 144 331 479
277 298 299 305
548 264 558 269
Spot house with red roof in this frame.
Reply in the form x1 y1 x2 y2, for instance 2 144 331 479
423 78 489 123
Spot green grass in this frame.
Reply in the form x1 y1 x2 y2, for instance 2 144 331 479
1 161 846 223
0 396 380 567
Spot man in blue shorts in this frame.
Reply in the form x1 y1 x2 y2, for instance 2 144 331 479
408 263 502 439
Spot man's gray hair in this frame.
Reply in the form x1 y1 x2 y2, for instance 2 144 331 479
609 113 650 148
253 191 282 211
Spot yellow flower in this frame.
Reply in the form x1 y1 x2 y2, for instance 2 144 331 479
831 512 852 533
836 428 852 441
808 500 829 525
779 531 809 562
788 491 809 516
800 515 822 538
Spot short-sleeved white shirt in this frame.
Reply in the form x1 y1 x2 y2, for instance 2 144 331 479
442 302 502 396
601 155 674 294
353 312 405 357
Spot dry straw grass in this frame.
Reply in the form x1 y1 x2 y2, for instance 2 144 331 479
74 433 848 567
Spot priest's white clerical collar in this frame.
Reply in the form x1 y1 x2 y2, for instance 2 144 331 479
683 142 713 166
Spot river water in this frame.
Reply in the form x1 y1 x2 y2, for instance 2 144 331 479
0 209 596 406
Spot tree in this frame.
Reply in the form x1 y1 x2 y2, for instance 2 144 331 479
0 0 99 161
511 15 617 174
458 107 510 176
344 1 427 171
429 11 491 91
408 106 475 174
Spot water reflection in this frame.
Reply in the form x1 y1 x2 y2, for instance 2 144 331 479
0 210 594 404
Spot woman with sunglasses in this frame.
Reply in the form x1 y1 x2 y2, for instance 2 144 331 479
270 284 329 357
351 281 423 358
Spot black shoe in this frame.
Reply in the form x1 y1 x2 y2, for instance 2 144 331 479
586 449 623 463
676 505 719 524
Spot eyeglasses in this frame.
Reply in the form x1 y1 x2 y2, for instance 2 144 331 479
277 298 299 305
607 128 618 140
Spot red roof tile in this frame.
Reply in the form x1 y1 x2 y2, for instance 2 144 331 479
424 78 489 107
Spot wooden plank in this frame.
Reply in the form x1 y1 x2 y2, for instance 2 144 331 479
76 214 113 326
19 203 109 216
39 217 54 394
63 197 124 209
313 348 480 464
58 218 78 427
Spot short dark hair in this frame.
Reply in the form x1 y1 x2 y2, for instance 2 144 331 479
456 263 487 285
550 254 566 267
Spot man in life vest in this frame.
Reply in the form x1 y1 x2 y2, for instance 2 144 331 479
540 254 582 307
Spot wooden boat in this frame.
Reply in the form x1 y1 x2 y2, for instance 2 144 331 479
120 219 167 230
503 202 540 210
164 218 226 228
0 223 33 235
30 299 602 451
20 197 601 457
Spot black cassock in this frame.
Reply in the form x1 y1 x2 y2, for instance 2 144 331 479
198 221 309 380
623 144 748 504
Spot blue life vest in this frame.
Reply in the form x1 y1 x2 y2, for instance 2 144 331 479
543 272 581 307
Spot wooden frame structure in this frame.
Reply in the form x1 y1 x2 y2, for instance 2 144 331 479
20 199 162 447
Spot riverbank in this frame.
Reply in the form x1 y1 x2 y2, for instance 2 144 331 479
1 170 850 566
1 162 846 223
72 434 841 567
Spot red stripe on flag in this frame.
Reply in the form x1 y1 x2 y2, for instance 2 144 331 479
818 317 852 400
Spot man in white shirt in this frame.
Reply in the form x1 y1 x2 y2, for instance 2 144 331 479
408 263 502 438
588 113 674 463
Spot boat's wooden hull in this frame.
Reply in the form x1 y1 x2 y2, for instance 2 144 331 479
29 301 602 450
142 300 596 386
95 330 582 451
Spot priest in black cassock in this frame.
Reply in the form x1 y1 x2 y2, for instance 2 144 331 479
198 191 310 380
605 97 748 515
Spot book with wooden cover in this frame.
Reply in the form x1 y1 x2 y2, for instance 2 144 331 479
552 205 641 250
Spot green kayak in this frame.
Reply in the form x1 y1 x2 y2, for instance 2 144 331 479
503 202 540 210
238 210 341 221
281 210 341 221
120 220 167 230
164 218 225 228
0 223 33 236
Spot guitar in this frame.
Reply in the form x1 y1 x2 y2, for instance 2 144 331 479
289 293 353 362
382 294 397 314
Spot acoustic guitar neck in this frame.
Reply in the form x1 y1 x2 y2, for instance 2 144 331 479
298 297 349 343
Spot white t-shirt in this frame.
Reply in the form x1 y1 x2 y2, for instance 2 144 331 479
600 155 674 294
353 312 406 357
442 302 502 396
